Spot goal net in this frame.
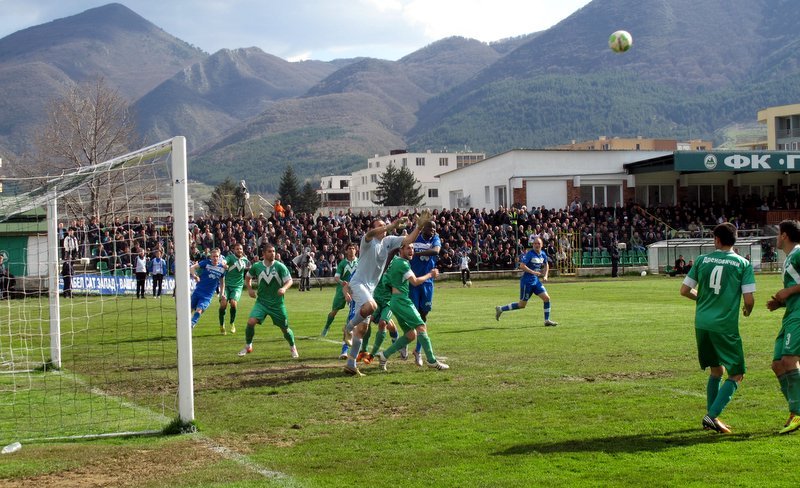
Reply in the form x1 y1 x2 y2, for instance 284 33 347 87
0 137 193 443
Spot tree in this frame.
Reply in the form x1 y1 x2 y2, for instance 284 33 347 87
374 164 424 207
30 77 138 221
205 178 239 217
278 165 300 208
296 181 321 214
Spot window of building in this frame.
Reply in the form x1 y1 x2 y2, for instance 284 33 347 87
580 184 624 206
376 161 380 168
428 188 438 198
740 184 775 200
339 180 349 188
368 162 373 168
370 174 377 183
634 184 675 206
402 158 407 168
439 157 449 166
685 185 725 205
416 157 425 166
362 176 367 184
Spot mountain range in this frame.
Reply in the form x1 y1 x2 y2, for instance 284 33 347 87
1 1 800 194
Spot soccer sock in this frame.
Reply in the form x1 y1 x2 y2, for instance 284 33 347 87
370 329 387 355
191 311 201 327
708 379 738 418
706 375 722 412
347 312 367 332
778 373 790 401
786 368 800 414
283 328 295 347
389 328 398 342
230 307 237 324
361 325 372 353
383 334 411 359
324 313 336 331
543 301 551 321
417 331 436 363
219 309 226 326
500 303 520 312
340 342 349 356
245 324 255 345
347 335 363 368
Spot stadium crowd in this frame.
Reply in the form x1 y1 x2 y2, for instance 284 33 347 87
54 194 779 278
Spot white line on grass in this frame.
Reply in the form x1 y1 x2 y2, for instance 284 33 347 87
659 387 705 398
27 370 297 484
197 435 298 485
297 335 342 345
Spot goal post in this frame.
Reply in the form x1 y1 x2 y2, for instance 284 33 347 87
0 136 194 443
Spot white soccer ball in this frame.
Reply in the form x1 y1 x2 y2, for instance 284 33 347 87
640 270 647 277
466 280 472 287
609 30 633 53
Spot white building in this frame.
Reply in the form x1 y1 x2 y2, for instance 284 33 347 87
349 149 485 207
318 174 351 208
437 149 672 210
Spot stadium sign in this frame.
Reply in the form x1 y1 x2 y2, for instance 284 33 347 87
59 274 176 295
675 152 800 172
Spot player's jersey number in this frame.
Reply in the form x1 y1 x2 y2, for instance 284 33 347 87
709 265 723 295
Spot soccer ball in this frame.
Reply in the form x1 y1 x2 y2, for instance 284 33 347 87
640 270 647 277
609 30 633 53
466 280 473 288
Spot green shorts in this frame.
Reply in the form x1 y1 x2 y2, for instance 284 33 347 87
249 302 289 329
773 317 800 361
389 295 423 333
371 301 393 324
224 285 243 303
695 328 745 376
331 288 347 311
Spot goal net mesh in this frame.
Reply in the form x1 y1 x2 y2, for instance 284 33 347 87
0 139 187 442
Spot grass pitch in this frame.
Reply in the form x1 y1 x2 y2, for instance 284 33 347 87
2 273 799 487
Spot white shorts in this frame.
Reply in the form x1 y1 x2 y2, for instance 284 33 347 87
347 282 375 330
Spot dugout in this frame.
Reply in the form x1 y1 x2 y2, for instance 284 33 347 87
646 237 775 274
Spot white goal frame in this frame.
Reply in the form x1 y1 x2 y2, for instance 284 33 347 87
0 135 194 440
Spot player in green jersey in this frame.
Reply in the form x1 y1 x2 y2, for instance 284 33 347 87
767 219 800 434
359 271 400 364
376 243 448 371
238 243 297 359
219 243 250 335
680 222 755 434
322 243 358 359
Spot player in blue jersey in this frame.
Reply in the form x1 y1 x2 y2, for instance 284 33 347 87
494 236 558 326
189 248 227 329
409 220 441 366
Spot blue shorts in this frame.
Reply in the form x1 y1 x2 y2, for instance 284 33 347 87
191 291 214 312
520 281 546 301
409 281 434 313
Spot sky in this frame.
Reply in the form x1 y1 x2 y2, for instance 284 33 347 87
0 0 592 61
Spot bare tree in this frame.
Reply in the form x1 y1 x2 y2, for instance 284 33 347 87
29 77 141 221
